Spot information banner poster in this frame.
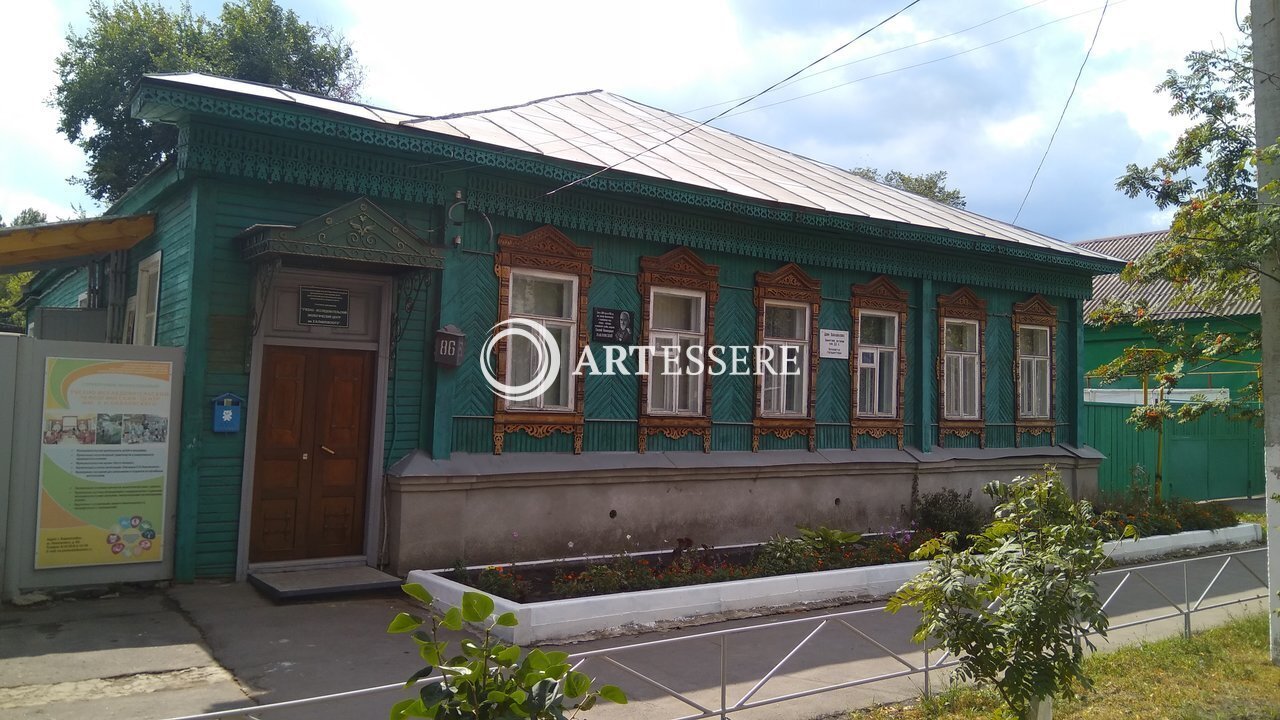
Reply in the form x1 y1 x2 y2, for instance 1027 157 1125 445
35 358 172 568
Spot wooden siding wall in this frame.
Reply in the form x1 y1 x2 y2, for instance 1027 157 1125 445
444 214 1079 454
37 267 89 309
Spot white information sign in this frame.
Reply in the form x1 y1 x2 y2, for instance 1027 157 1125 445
819 329 849 359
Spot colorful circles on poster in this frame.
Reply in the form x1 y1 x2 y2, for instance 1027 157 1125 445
105 516 156 558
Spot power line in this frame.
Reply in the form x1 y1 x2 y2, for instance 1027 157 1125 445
1012 0 1111 225
543 0 925 197
719 0 1127 121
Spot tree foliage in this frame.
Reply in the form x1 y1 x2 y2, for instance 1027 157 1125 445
0 208 48 330
888 468 1131 719
1094 29 1271 429
54 0 364 203
850 167 967 208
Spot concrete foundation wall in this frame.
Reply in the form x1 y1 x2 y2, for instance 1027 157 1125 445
385 447 1101 574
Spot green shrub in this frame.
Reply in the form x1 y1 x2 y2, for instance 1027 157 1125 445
912 488 990 547
889 466 1136 719
389 584 626 719
752 534 819 576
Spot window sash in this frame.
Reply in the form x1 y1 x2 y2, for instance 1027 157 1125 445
507 270 577 411
763 302 808 342
1020 356 1051 418
943 349 980 420
648 332 704 414
857 311 898 418
760 340 807 416
134 252 162 347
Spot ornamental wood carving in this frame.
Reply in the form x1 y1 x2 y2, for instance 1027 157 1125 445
850 276 908 449
1012 294 1058 446
753 263 821 452
637 247 720 453
492 226 592 454
937 287 987 448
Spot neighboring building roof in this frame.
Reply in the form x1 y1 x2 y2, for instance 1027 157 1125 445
139 73 1121 267
0 214 155 273
1078 230 1261 320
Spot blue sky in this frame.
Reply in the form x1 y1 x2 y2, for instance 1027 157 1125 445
0 0 1246 241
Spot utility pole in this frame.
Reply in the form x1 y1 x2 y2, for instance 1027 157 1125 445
1251 0 1280 666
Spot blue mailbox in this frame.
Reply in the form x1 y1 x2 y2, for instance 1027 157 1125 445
212 393 245 433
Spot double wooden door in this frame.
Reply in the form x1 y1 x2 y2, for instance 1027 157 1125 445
250 345 375 562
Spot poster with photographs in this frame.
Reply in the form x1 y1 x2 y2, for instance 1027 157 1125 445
36 358 172 568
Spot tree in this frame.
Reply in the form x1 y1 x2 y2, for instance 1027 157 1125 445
54 0 364 203
849 167 967 208
1103 14 1279 662
0 208 49 330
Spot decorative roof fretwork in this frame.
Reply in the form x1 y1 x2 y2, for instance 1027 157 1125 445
238 197 443 271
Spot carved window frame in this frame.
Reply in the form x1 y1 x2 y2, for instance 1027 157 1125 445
1012 294 1058 445
637 247 719 453
492 226 592 455
851 276 908 449
753 263 821 452
937 287 987 448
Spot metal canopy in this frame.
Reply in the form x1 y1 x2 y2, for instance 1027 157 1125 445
237 197 443 271
0 215 155 272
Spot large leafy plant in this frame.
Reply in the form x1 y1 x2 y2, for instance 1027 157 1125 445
388 584 625 719
888 467 1134 719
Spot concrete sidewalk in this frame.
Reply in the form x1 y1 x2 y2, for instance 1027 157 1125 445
0 545 1269 720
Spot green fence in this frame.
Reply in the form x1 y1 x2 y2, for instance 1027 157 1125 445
1083 401 1264 501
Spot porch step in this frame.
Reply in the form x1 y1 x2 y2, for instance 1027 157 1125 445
248 565 402 601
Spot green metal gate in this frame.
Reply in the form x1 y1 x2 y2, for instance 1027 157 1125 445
1083 401 1264 500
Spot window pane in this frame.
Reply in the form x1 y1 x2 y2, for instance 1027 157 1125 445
1020 357 1034 415
945 321 976 352
507 332 538 409
765 305 806 340
962 355 978 417
512 275 572 318
653 293 702 332
944 355 960 417
858 364 876 415
859 314 893 347
678 336 700 413
877 349 895 415
784 366 804 415
1019 326 1049 357
544 323 572 407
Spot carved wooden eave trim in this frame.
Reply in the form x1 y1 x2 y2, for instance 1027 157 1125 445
937 286 988 448
850 275 908 449
753 263 821 452
492 225 592 454
637 247 720 453
1012 294 1059 446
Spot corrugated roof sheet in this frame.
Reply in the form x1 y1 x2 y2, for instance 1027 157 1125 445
1077 231 1260 320
143 73 1121 264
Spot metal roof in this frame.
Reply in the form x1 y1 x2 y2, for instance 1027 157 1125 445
1077 231 1260 320
0 214 155 273
142 73 1120 264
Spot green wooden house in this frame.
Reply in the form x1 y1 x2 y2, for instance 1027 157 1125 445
1078 231 1264 501
9 73 1123 580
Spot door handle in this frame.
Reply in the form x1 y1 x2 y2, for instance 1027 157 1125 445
320 445 336 455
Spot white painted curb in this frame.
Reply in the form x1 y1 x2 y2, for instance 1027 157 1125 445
406 523 1262 645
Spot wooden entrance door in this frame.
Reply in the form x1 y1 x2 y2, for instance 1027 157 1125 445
250 345 375 562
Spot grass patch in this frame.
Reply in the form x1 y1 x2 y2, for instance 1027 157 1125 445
849 613 1280 720
1237 512 1266 527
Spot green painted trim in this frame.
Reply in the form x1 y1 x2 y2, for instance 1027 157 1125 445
917 279 935 452
132 79 1122 277
174 181 214 582
1074 298 1086 446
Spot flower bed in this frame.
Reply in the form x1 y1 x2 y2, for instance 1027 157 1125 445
408 523 1263 645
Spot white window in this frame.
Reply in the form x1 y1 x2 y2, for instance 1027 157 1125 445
134 251 162 346
507 270 576 411
760 301 809 416
857 311 897 417
76 291 89 308
943 319 980 419
648 288 705 415
1018 325 1052 418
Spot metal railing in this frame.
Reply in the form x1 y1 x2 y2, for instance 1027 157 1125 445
159 547 1269 720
